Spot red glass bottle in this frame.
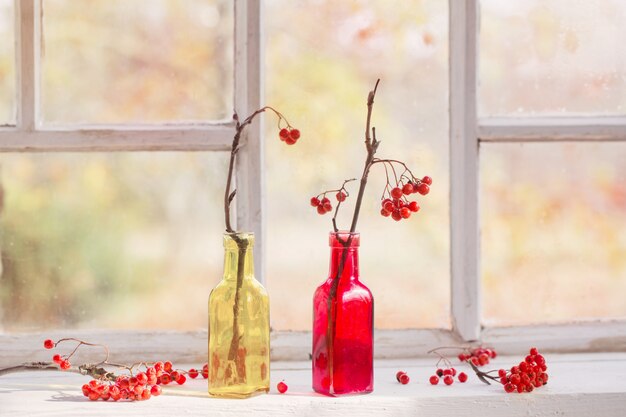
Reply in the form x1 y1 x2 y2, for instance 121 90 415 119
312 232 374 396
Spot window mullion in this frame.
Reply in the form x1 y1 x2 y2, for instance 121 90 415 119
234 0 265 284
449 0 480 341
15 0 40 130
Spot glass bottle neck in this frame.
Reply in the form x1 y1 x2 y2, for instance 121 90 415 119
328 246 359 282
223 245 254 281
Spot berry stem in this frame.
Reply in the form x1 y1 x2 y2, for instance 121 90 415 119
221 105 294 383
325 79 380 389
224 106 292 234
56 338 110 366
467 360 501 385
329 178 357 232
0 361 120 381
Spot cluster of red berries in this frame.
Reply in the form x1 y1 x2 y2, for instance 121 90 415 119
498 348 548 394
429 367 468 386
310 191 346 215
279 128 300 145
79 361 210 402
44 338 211 402
82 373 162 402
45 339 72 370
395 371 410 384
458 346 497 367
380 176 431 221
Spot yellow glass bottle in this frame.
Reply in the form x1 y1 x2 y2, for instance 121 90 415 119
208 232 270 398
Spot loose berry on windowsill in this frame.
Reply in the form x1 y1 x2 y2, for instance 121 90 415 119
277 381 288 394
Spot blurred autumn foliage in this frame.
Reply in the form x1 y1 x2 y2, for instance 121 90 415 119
0 0 624 332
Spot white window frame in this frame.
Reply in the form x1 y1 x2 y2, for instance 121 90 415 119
3 0 264 284
1 0 625 366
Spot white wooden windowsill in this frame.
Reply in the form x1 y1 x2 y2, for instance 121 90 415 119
2 353 625 417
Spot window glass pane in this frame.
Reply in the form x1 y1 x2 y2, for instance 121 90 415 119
480 0 626 115
0 152 228 331
481 143 626 325
0 0 15 124
266 0 450 330
41 0 233 124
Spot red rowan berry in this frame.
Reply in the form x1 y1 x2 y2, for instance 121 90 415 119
336 191 346 202
429 375 439 385
188 368 199 379
402 183 414 195
43 339 54 349
396 371 406 382
151 385 162 396
408 201 420 212
390 187 403 199
310 197 320 207
443 375 454 385
277 381 288 393
400 207 411 219
399 373 410 384
417 183 430 195
422 176 433 185
458 372 468 383
289 129 300 140
279 128 290 141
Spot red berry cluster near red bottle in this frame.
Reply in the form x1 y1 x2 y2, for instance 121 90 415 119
310 189 349 215
428 367 467 386
499 347 548 394
310 196 333 214
458 346 497 367
380 176 431 221
279 128 300 145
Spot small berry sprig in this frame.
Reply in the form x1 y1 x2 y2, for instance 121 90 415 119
226 107 300 233
377 159 431 222
279 127 301 145
428 367 468 386
0 338 212 402
222 106 299 385
469 347 549 394
457 346 497 367
427 347 474 386
310 179 356 216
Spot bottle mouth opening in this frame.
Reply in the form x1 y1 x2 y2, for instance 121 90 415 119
223 232 255 247
329 231 360 247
